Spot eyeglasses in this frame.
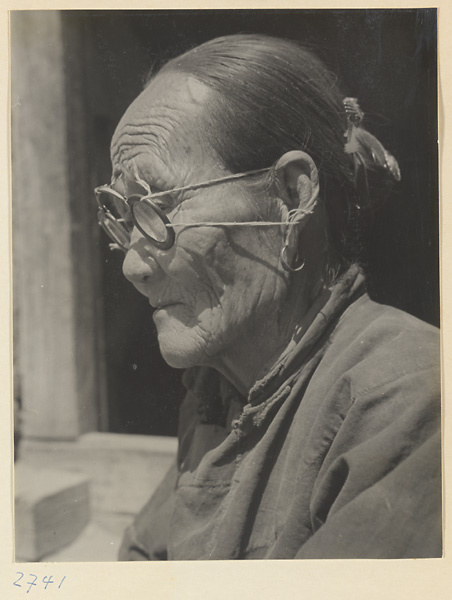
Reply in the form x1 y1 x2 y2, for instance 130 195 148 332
94 168 270 251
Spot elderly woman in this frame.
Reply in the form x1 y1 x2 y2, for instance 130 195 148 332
95 35 441 560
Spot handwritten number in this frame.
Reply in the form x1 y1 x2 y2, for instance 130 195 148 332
42 575 54 589
13 572 66 591
26 574 37 593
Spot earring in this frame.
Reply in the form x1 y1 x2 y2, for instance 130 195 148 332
280 244 305 272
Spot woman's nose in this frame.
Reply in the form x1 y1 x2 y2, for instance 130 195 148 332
122 236 161 288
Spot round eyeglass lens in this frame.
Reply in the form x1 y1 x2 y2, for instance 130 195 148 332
98 210 130 248
98 190 133 229
132 200 169 244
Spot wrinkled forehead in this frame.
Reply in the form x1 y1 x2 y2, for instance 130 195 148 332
110 71 213 182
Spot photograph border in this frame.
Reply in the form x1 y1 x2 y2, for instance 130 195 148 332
2 1 450 599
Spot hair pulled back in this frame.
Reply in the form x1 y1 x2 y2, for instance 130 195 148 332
150 34 366 278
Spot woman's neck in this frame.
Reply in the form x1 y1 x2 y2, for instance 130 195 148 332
213 274 329 397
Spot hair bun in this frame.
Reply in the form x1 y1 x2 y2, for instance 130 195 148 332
343 97 401 210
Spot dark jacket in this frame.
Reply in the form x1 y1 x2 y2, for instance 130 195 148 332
119 266 442 560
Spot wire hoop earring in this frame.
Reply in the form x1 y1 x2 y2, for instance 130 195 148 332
280 245 305 273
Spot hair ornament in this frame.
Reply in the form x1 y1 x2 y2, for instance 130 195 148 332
343 97 401 184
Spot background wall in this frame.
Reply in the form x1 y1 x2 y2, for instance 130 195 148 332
13 9 439 439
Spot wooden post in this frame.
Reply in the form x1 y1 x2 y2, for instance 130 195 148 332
12 11 105 439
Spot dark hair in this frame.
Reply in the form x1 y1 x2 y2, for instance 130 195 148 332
150 34 363 280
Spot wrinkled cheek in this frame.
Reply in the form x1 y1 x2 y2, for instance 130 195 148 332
167 236 232 304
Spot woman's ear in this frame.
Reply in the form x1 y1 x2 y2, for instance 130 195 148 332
274 151 320 271
274 150 319 214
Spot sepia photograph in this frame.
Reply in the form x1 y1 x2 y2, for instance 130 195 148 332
10 7 441 567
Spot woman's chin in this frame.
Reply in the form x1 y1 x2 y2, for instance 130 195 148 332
156 330 208 370
159 347 195 369
153 306 222 369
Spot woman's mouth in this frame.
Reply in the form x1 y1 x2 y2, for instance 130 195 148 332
153 302 184 311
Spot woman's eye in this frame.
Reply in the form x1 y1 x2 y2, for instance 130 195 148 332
152 194 174 212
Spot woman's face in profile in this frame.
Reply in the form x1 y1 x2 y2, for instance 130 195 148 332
111 71 289 375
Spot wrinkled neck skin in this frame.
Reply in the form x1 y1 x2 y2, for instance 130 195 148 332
209 268 328 398
209 207 330 398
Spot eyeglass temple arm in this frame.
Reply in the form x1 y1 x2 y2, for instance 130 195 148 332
146 168 271 200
